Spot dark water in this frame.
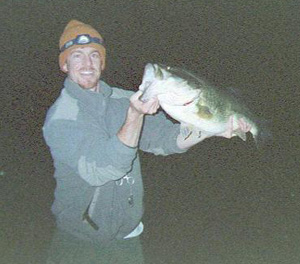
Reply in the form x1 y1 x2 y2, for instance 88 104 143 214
1 1 300 263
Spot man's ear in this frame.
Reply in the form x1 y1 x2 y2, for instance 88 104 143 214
62 63 68 73
100 58 105 71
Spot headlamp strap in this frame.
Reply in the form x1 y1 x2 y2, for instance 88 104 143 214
60 34 104 52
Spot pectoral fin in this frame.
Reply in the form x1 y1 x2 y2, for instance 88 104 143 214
197 105 213 119
180 123 201 140
180 123 193 140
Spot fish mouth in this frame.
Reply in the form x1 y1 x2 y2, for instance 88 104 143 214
138 63 157 102
145 63 167 80
139 63 202 105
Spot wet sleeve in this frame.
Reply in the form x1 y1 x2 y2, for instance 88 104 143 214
43 119 137 186
139 111 187 155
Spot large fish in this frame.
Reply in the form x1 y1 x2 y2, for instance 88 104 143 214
139 63 262 144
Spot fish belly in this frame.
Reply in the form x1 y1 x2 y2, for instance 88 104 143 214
161 103 227 135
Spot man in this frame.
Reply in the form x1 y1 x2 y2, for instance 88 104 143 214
43 20 250 263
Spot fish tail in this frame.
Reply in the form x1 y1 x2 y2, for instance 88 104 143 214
253 122 273 148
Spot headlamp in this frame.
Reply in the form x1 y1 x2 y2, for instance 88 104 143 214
60 34 104 52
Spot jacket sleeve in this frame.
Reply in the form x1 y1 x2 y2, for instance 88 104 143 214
139 111 187 155
43 118 137 187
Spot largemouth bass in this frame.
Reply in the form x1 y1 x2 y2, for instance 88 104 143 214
139 63 262 144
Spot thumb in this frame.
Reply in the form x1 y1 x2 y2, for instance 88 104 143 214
131 90 143 101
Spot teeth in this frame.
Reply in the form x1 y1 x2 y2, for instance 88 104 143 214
81 71 93 75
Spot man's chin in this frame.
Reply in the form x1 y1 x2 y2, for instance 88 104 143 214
79 81 99 91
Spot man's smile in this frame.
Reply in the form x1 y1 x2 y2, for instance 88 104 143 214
80 70 94 75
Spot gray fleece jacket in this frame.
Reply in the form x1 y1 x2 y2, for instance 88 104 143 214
43 78 185 244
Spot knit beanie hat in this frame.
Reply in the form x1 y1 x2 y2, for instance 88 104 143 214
59 20 106 72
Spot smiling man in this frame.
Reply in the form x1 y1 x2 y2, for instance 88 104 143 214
59 21 105 91
62 47 102 91
43 20 250 263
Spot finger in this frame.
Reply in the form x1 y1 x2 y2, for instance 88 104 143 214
228 116 234 138
153 102 160 113
238 118 251 132
238 118 245 130
148 99 160 114
245 123 251 132
145 97 158 107
153 98 160 110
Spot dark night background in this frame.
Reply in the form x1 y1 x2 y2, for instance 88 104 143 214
1 1 300 263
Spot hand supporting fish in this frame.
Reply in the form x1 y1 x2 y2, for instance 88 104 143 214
176 117 251 150
118 90 160 148
215 116 252 139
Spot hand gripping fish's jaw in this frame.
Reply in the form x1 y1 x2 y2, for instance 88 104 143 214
139 94 148 103
139 63 175 102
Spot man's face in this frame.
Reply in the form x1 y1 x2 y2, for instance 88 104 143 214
63 47 102 91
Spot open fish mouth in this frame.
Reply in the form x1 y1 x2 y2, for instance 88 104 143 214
139 63 201 106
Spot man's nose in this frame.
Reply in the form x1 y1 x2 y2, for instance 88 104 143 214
83 55 92 67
